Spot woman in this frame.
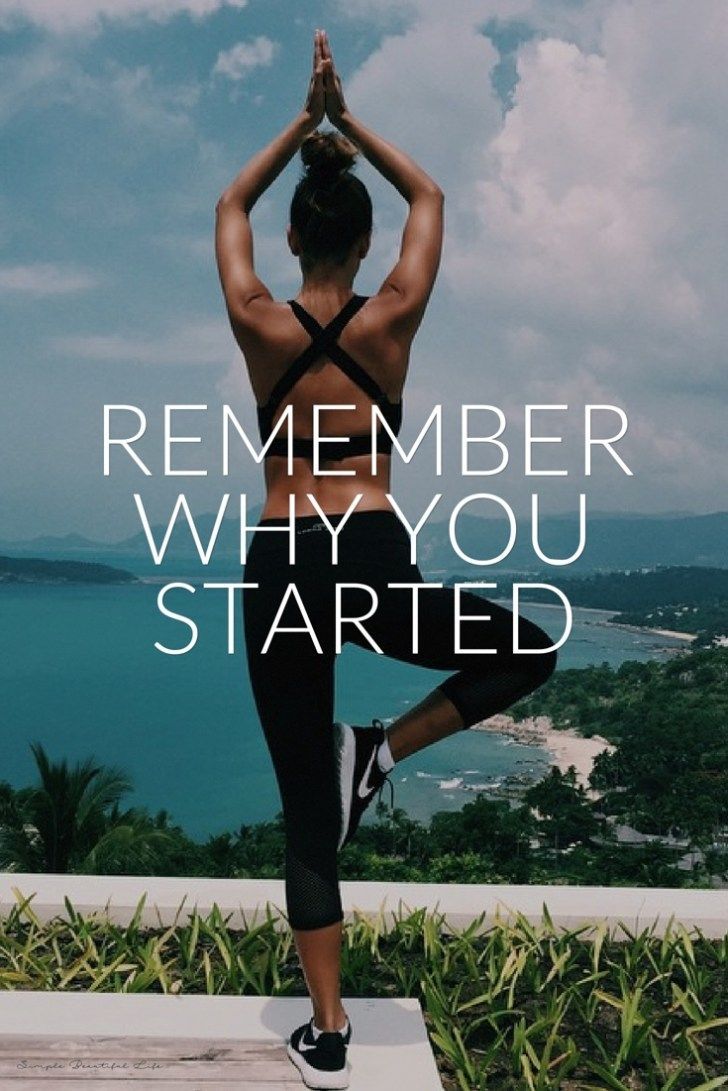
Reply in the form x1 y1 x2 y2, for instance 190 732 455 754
215 30 557 1090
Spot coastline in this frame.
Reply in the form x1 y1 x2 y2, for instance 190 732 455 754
602 619 697 642
646 627 696 641
472 713 615 795
517 598 698 645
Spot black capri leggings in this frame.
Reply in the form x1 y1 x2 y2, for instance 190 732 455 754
242 509 557 931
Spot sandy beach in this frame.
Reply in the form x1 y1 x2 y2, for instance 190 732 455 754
472 713 615 795
639 627 696 641
606 621 697 642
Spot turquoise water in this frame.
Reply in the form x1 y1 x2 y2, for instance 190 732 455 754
0 583 686 838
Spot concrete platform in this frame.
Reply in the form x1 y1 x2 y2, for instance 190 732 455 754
2 873 727 937
0 992 443 1089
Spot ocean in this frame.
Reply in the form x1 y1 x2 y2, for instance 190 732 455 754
0 582 687 838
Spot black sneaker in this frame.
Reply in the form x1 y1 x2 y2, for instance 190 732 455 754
333 719 394 850
286 1015 352 1089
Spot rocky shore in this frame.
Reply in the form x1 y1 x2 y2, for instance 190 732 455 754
472 713 615 795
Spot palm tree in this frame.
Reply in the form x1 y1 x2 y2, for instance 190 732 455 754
0 743 175 874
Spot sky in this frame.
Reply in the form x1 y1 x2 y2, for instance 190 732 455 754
1 0 727 541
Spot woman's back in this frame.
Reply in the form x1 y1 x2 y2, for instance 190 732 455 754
214 39 443 519
227 288 415 517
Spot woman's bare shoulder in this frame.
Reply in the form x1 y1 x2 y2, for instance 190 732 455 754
229 297 296 348
358 285 430 347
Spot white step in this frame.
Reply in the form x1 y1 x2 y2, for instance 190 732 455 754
0 992 444 1089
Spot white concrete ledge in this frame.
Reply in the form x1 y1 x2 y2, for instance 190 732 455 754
1 874 727 937
0 992 443 1090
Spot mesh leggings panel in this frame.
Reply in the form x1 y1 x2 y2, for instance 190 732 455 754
285 846 344 931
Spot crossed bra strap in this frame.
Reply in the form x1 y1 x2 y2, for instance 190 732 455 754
256 293 402 461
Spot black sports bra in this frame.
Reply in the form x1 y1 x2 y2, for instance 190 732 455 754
256 293 402 461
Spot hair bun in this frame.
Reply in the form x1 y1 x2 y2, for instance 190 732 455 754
301 130 357 184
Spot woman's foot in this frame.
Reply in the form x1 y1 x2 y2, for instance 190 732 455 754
287 1015 352 1089
333 719 393 849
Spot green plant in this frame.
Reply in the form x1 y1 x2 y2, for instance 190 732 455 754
1 891 725 1089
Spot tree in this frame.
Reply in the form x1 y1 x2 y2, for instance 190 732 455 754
429 795 535 874
0 743 176 874
525 767 600 849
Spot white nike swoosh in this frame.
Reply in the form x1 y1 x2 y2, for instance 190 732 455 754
299 1040 317 1052
357 749 378 799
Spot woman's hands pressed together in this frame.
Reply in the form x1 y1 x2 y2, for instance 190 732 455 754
216 25 442 338
303 29 348 131
320 31 348 127
303 29 326 129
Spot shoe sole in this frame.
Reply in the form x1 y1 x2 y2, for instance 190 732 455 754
286 1042 350 1089
333 721 356 851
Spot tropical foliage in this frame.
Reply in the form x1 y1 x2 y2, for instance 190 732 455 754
2 665 727 886
0 893 725 1090
514 648 728 844
0 743 176 874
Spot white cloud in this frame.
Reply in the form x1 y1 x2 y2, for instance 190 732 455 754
0 45 70 126
101 62 200 135
448 34 703 335
0 262 98 295
346 18 501 197
213 36 279 81
0 45 200 139
52 318 237 367
0 0 247 32
329 0 728 511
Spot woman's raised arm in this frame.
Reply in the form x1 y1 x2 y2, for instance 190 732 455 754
214 30 327 322
321 31 444 327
